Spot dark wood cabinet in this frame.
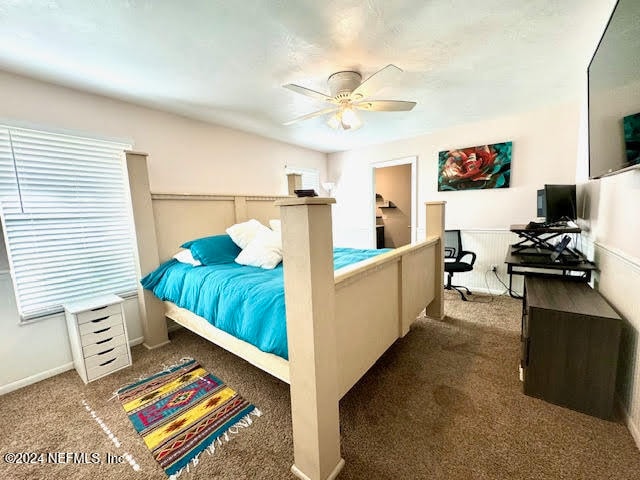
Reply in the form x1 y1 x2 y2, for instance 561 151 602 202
522 277 622 419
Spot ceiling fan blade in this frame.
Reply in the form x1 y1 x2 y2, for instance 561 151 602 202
354 100 417 111
283 84 336 103
350 64 403 99
283 107 339 126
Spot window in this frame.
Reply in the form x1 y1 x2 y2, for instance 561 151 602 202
0 126 137 321
285 166 320 193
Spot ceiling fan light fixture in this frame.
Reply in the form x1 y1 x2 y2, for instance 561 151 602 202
327 113 341 130
341 107 361 130
327 107 362 131
284 64 414 129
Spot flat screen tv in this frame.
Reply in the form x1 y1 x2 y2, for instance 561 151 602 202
588 0 640 179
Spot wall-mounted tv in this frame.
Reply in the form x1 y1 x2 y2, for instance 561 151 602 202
588 0 640 179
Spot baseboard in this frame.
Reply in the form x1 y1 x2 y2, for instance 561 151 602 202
617 396 640 451
471 285 509 296
0 362 74 396
1 335 147 395
447 285 508 297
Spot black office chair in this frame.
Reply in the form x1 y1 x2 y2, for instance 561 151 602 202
444 230 477 301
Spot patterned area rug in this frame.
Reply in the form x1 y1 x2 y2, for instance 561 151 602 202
116 358 260 479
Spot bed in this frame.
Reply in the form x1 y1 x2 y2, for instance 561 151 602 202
141 247 392 361
126 152 445 480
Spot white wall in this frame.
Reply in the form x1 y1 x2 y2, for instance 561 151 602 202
0 70 327 392
0 71 327 195
328 101 580 292
578 73 640 446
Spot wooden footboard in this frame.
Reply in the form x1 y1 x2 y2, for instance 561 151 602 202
277 198 444 480
334 238 439 398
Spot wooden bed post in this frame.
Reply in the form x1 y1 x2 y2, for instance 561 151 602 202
425 201 446 320
276 197 345 480
287 173 302 195
125 151 170 349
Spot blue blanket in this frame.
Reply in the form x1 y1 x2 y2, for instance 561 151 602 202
141 247 390 360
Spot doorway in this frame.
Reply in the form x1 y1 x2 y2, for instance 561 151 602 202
371 157 417 248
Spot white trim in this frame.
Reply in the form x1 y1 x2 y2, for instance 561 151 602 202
0 363 74 395
458 228 512 233
371 156 418 248
461 285 510 296
594 241 640 272
617 396 640 451
129 336 144 347
291 458 345 480
0 335 144 394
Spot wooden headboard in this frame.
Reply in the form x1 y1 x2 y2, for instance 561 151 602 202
151 194 291 261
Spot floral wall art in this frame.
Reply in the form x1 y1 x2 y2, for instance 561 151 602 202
623 112 640 165
438 141 512 191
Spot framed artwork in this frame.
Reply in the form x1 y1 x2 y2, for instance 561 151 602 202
438 141 512 191
623 112 640 165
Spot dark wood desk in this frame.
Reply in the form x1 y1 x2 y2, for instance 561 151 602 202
522 277 621 419
504 246 597 298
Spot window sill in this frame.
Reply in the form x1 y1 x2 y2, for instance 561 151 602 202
18 292 138 326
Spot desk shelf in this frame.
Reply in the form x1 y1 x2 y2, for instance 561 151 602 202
510 223 581 253
504 244 596 299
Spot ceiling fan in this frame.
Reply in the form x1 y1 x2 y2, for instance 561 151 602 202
283 64 416 131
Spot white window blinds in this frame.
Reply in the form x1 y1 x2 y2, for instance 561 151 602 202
0 126 137 321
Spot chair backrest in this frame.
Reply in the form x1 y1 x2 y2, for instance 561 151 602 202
444 230 463 260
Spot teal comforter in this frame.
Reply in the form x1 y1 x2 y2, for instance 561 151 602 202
141 247 390 360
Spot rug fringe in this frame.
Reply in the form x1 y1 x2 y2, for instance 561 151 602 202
167 407 262 480
109 357 194 401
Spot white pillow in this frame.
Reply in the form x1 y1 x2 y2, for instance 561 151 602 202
172 249 201 266
226 219 271 249
234 230 283 269
269 219 281 232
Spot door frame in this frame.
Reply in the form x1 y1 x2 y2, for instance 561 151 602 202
370 156 417 247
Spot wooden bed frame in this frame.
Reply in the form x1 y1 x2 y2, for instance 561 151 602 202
125 152 445 480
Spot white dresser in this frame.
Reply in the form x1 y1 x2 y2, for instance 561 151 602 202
64 294 132 383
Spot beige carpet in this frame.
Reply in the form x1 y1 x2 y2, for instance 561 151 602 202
1 292 639 480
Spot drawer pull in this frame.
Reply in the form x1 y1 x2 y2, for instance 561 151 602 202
96 337 113 345
93 327 111 334
99 358 116 367
91 316 109 323
91 305 108 311
97 348 115 356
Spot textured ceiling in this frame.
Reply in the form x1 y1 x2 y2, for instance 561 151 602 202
0 0 615 153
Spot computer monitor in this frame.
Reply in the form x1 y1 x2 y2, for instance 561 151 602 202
536 189 546 218
543 184 577 223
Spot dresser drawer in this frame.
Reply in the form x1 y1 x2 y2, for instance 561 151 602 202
86 354 130 382
78 313 123 336
85 344 129 370
82 334 127 358
65 294 130 384
80 322 124 346
76 303 122 324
